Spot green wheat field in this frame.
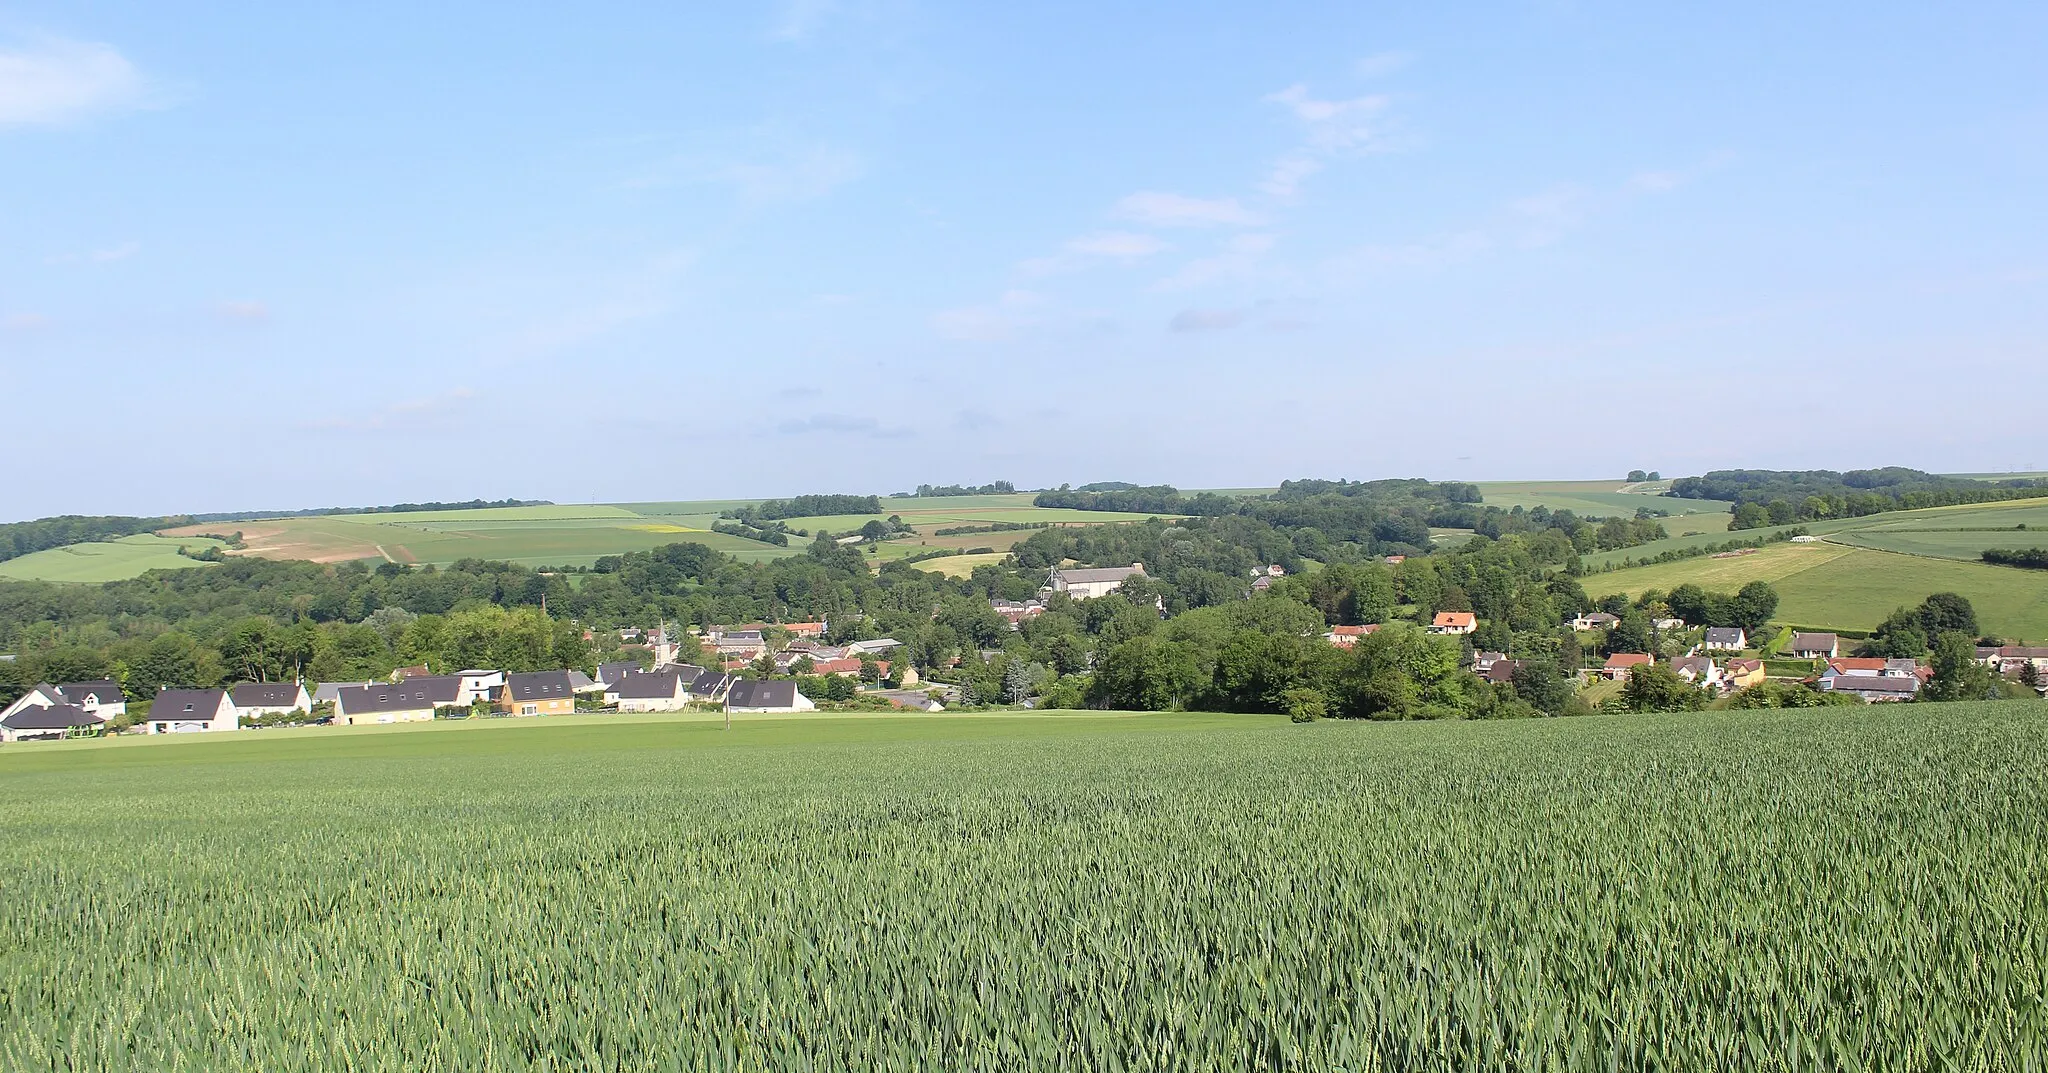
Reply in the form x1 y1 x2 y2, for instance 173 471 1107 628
2 704 2045 1069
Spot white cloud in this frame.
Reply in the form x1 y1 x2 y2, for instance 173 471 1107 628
1355 52 1411 78
217 300 269 320
1114 191 1264 228
1257 83 1397 200
1259 153 1322 198
0 38 149 127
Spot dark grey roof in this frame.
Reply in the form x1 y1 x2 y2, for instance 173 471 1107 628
3 704 103 730
611 669 685 700
688 672 733 698
56 680 125 705
726 679 798 708
230 682 306 708
336 682 447 714
1791 632 1838 649
313 681 376 703
151 689 228 720
1703 628 1744 643
504 671 574 701
597 660 645 685
665 664 706 682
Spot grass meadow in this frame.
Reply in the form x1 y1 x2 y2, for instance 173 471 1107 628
1 704 2044 1068
1588 541 2048 640
1474 480 1733 533
0 534 226 583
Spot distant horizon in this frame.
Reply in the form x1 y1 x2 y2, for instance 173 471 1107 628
10 465 2048 526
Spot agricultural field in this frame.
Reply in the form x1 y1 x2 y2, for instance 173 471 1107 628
2 703 2044 1067
162 505 794 571
1475 480 1733 534
0 534 225 583
1821 498 2048 561
1587 540 2048 640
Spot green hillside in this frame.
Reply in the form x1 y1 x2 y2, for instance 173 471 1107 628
0 534 225 583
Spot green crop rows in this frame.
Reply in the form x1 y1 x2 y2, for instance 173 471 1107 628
2 704 2045 1069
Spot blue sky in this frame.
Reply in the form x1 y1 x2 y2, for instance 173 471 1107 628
3 2 2045 518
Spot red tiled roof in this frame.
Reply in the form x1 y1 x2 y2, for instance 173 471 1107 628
1827 658 1887 673
1604 653 1653 668
1433 612 1476 628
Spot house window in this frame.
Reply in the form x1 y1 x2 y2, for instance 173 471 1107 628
521 704 537 715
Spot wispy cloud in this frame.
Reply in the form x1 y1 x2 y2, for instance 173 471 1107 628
1354 52 1411 78
1152 233 1276 292
772 0 839 41
217 300 269 320
302 388 480 432
1114 191 1264 228
1259 83 1396 197
0 37 151 127
931 289 1043 342
1018 231 1171 276
625 134 862 204
776 412 911 438
1169 308 1242 333
50 240 139 264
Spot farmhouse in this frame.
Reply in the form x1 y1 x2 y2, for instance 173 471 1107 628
146 689 237 734
1601 653 1653 680
333 682 445 726
0 680 127 724
229 682 312 721
1819 674 1919 702
1326 624 1380 648
1048 564 1145 599
499 672 577 716
1823 658 1889 678
1471 651 1509 675
0 703 105 742
725 679 816 714
1570 612 1620 632
1429 612 1478 635
608 668 692 712
1985 646 2048 677
1701 628 1747 651
1788 633 1840 659
1723 658 1767 690
1483 659 1521 685
782 621 827 638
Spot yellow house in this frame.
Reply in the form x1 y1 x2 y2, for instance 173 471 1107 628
1723 658 1767 690
498 671 577 716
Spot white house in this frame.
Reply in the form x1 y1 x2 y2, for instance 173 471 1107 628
1670 656 1723 688
1788 633 1840 659
454 670 505 705
1701 628 1747 651
724 679 815 714
1 680 128 724
607 668 692 713
1048 564 1145 600
228 682 312 722
0 704 105 742
146 689 238 734
1429 612 1478 635
1570 612 1620 632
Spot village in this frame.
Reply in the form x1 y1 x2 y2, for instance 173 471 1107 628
5 560 2045 743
